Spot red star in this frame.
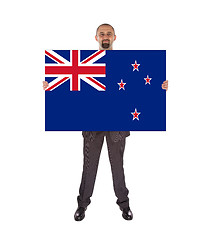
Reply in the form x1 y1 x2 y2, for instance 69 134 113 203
117 79 126 90
131 60 140 71
144 75 152 85
131 108 141 120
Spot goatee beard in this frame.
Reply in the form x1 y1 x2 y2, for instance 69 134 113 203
102 43 110 49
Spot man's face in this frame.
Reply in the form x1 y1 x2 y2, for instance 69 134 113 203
95 25 116 50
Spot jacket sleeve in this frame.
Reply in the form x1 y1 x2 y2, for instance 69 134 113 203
121 131 130 138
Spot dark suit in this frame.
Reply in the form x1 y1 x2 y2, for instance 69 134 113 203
77 131 130 209
82 131 130 142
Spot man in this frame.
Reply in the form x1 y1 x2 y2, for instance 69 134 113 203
43 23 168 221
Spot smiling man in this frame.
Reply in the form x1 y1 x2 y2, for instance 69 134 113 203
74 24 133 222
43 23 168 221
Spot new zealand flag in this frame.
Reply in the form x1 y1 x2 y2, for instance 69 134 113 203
45 50 166 131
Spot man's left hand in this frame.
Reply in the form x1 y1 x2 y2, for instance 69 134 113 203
162 80 168 91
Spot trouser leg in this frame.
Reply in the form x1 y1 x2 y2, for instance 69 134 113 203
106 133 129 209
77 132 105 208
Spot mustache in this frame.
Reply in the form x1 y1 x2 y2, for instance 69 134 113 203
102 39 110 42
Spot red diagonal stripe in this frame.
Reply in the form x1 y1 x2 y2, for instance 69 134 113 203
81 50 105 64
46 77 69 91
45 50 64 64
86 77 106 90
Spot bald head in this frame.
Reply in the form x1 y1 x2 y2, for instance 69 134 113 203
95 23 116 50
96 23 115 36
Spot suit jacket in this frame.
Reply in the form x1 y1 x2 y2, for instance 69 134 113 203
82 131 130 142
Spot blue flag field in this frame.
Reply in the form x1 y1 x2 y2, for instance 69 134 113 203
45 50 166 131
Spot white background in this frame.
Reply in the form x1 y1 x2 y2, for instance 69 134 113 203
0 0 211 239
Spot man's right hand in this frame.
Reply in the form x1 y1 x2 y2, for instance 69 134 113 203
43 81 49 90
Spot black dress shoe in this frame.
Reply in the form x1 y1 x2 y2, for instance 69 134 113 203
121 207 133 220
74 207 86 221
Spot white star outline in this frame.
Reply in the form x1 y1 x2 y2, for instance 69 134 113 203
131 108 141 120
131 60 140 71
117 79 126 90
144 75 152 85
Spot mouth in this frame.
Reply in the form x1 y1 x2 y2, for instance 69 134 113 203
102 39 110 49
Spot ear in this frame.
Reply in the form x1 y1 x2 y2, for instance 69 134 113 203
95 35 98 41
114 35 116 41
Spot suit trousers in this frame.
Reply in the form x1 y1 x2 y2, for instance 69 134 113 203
77 131 129 209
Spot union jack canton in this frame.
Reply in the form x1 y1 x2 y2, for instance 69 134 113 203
45 50 106 91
